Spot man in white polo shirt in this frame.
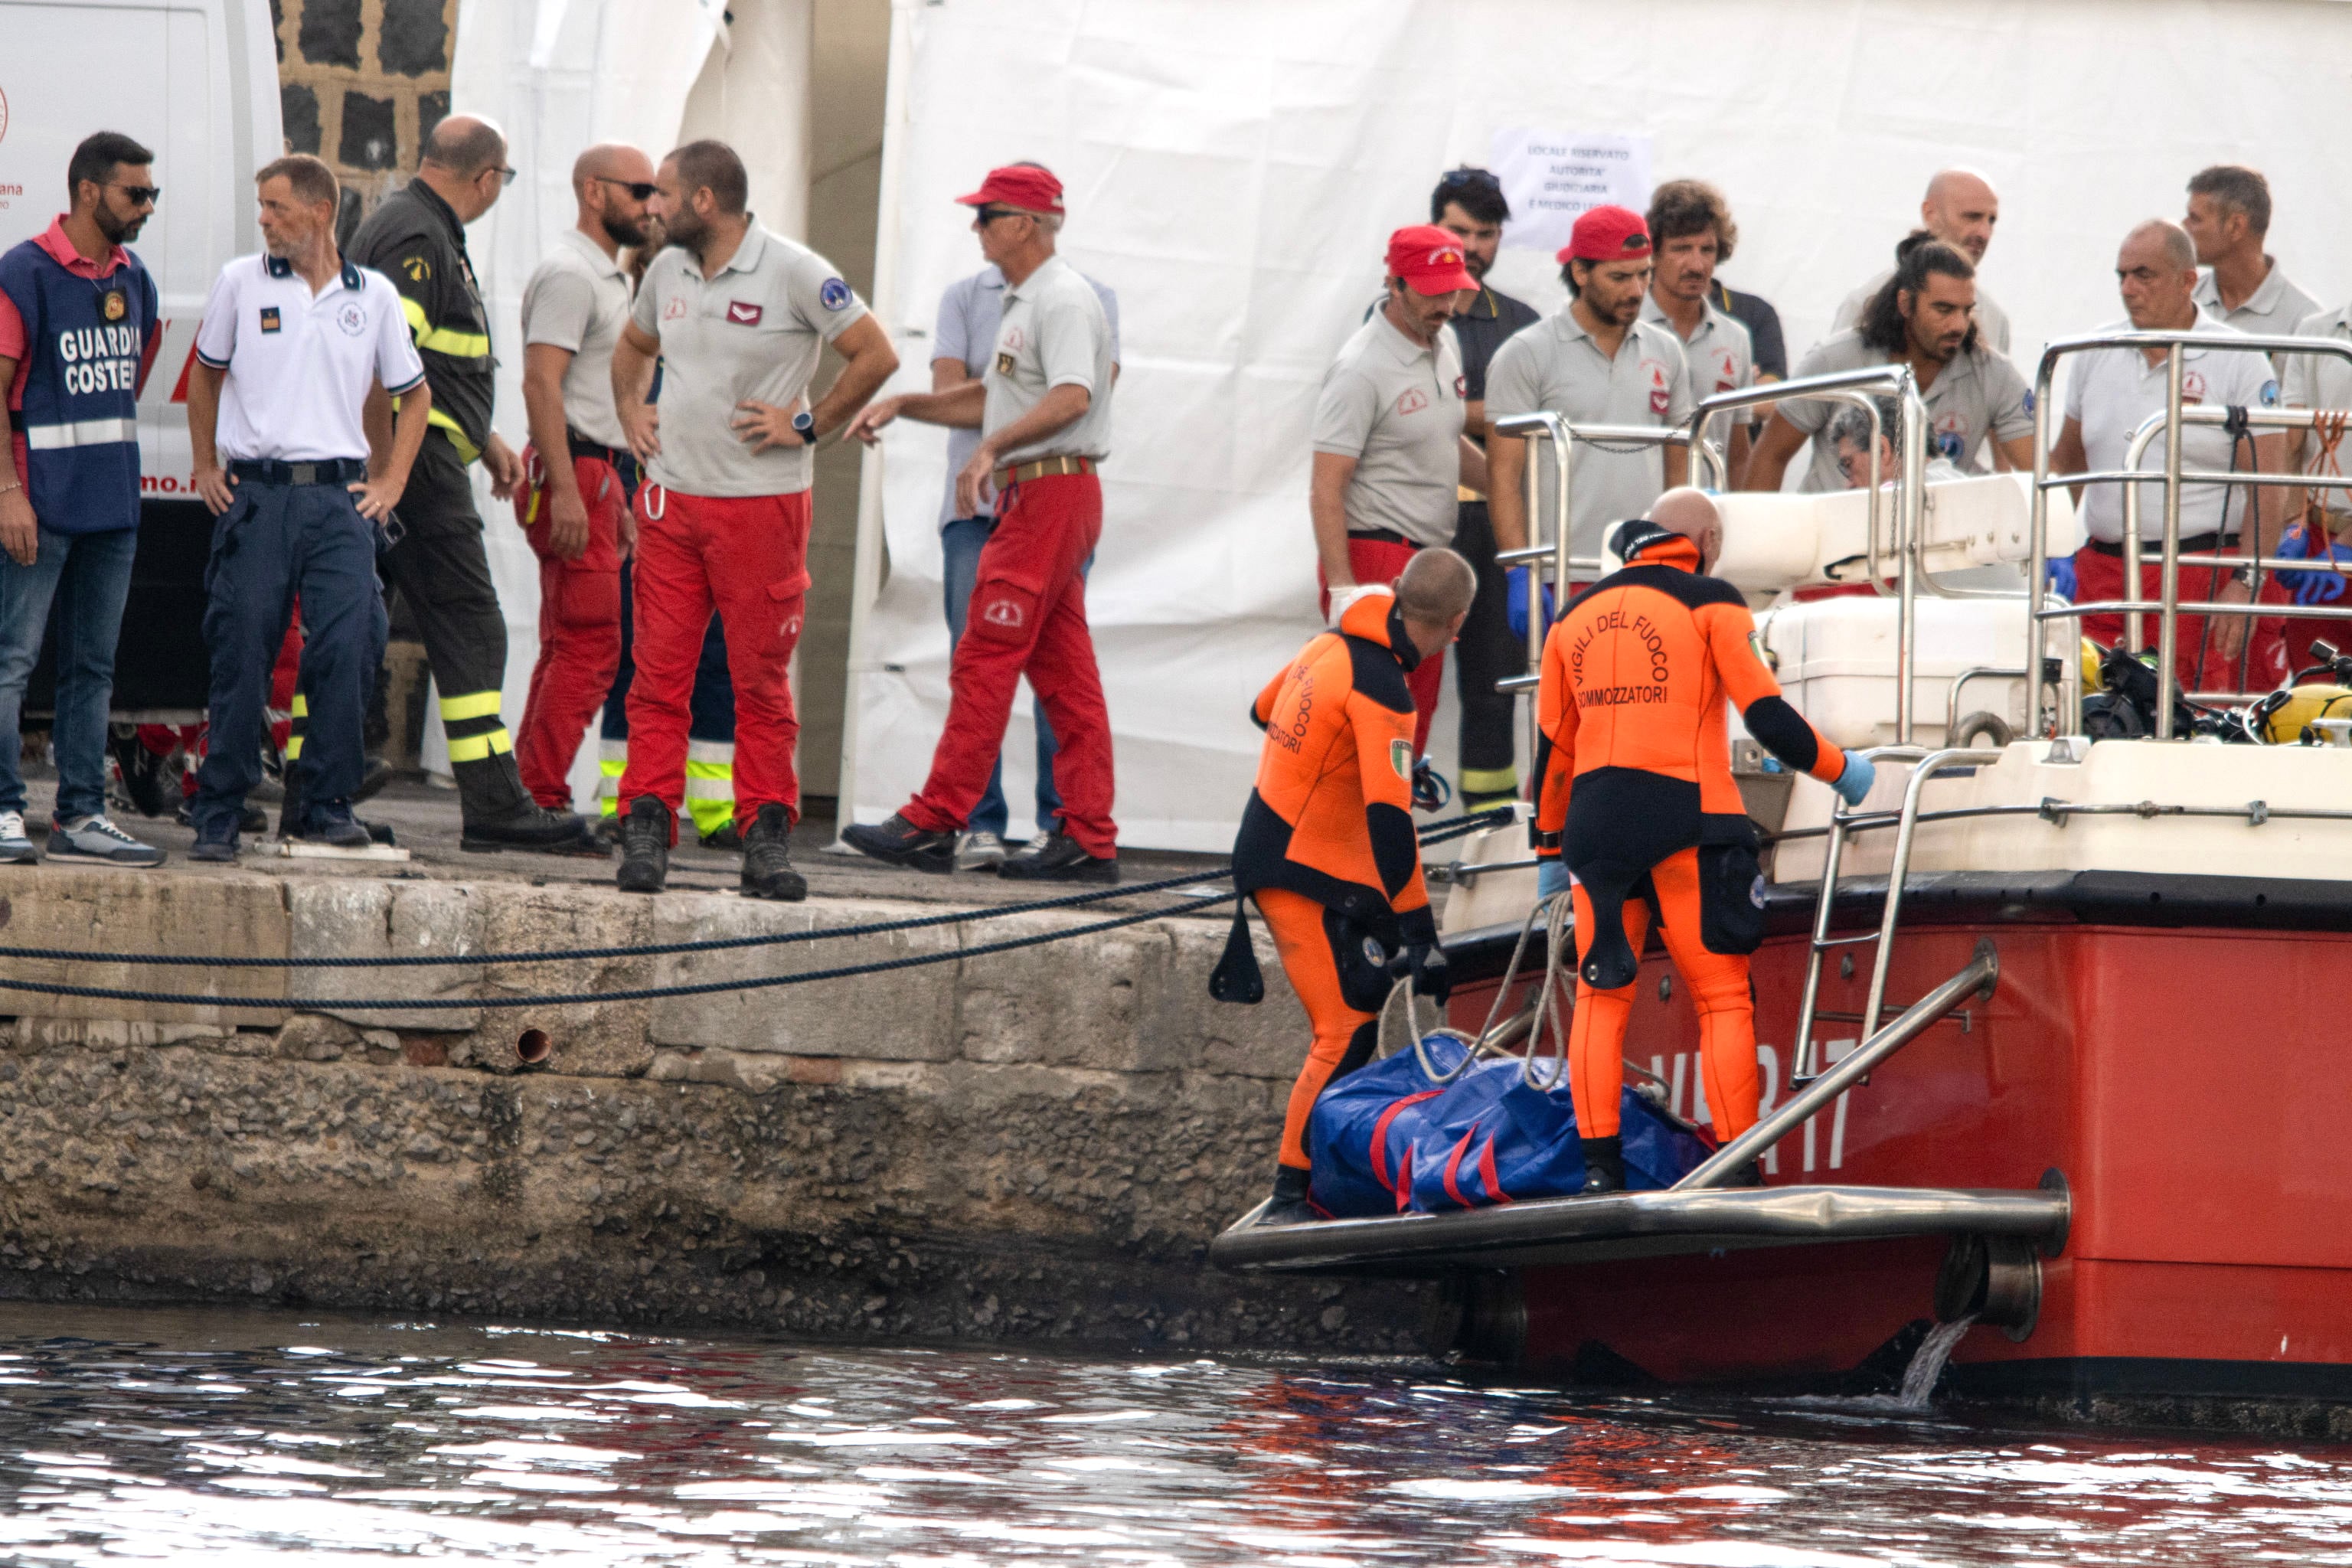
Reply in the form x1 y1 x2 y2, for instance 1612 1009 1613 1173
842 164 1120 881
1486 204 1694 636
182 153 432 861
1312 224 1481 768
2186 165 2319 368
607 139 899 899
511 142 652 819
2050 218 2288 695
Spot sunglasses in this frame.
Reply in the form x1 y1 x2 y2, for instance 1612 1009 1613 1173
109 183 162 206
973 205 1024 226
596 178 658 201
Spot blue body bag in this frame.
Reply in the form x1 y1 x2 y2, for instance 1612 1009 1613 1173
1306 1037 1714 1217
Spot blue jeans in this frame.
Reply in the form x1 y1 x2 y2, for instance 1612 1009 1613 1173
941 514 1083 839
0 524 137 820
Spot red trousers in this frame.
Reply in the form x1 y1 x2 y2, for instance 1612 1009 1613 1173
1317 534 1444 756
617 484 808 841
514 450 626 808
2073 543 2287 696
900 472 1116 854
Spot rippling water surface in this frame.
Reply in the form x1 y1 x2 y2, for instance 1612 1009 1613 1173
0 1302 2347 1564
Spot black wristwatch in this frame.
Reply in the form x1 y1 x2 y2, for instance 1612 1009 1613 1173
792 410 816 446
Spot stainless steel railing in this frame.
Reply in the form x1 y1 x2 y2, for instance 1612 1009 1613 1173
2027 331 2352 739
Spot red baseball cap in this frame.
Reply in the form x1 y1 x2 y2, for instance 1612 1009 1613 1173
957 164 1065 216
1386 224 1477 296
1560 204 1651 264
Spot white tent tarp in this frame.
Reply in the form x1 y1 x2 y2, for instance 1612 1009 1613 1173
846 0 2352 851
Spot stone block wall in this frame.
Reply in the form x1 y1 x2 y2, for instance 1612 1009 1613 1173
273 0 459 214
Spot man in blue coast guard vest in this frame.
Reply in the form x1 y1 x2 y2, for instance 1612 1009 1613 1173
0 131 168 867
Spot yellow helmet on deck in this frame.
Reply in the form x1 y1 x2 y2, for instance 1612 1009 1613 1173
2262 684 2352 743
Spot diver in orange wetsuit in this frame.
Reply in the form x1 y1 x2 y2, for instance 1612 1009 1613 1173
1230 549 1476 1225
1532 488 1873 1193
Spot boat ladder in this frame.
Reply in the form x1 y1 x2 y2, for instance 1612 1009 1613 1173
1788 746 2004 1089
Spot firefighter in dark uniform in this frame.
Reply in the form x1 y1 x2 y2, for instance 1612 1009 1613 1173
1426 168 1539 812
349 115 593 851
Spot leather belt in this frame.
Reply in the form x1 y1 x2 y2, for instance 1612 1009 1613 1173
992 454 1096 489
566 430 632 470
2086 533 2234 557
229 458 367 486
1345 528 1415 549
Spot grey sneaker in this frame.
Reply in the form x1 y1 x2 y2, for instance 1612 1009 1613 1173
48 813 165 867
0 811 35 864
956 830 1008 871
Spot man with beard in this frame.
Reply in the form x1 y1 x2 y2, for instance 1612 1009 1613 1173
609 139 898 897
1831 168 2011 355
351 116 594 853
511 143 656 818
0 131 168 866
1743 237 2033 494
1486 204 1693 632
183 154 432 861
1642 179 1753 480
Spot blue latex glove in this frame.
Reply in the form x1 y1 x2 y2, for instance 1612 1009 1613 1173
1505 566 1557 640
2275 523 2352 606
1834 753 1877 807
1536 858 1572 900
2045 555 2077 602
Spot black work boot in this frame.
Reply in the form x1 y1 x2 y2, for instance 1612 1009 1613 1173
1579 1136 1625 1196
841 812 957 874
739 802 807 902
998 826 1119 884
462 799 602 854
616 795 671 894
1256 1165 1318 1227
456 751 599 854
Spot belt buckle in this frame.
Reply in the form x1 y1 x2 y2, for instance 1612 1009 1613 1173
289 462 318 486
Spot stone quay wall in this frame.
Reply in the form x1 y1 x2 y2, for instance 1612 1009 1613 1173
0 868 1436 1352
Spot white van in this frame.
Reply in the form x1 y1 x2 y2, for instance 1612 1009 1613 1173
0 0 279 712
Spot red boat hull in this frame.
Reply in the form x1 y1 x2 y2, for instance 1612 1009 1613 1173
1450 918 2352 1395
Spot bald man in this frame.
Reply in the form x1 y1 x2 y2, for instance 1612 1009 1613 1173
2049 219 2288 696
511 143 657 814
1532 489 1870 1192
352 116 595 851
1232 547 1476 1226
1831 168 2010 355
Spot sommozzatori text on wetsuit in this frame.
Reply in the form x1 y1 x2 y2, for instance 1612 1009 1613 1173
1569 606 1674 706
51 325 146 393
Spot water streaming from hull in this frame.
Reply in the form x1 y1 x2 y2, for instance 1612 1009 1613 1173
1900 1315 1977 1406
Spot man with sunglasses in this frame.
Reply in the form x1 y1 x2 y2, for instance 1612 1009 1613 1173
511 143 657 825
351 115 595 853
0 130 168 866
920 175 1119 871
843 164 1120 880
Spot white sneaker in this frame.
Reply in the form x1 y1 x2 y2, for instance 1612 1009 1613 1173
0 811 34 864
48 813 165 867
956 830 1008 871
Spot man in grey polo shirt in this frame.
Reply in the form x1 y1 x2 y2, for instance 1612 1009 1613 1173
1487 204 1693 635
1832 168 2011 356
607 138 900 899
1642 178 1753 479
1745 238 2033 494
1310 224 1482 766
2186 165 2319 368
929 252 1119 868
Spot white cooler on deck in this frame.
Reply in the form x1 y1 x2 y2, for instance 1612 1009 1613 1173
1750 594 2035 751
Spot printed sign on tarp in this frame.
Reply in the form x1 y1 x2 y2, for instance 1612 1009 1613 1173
1488 128 1653 255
